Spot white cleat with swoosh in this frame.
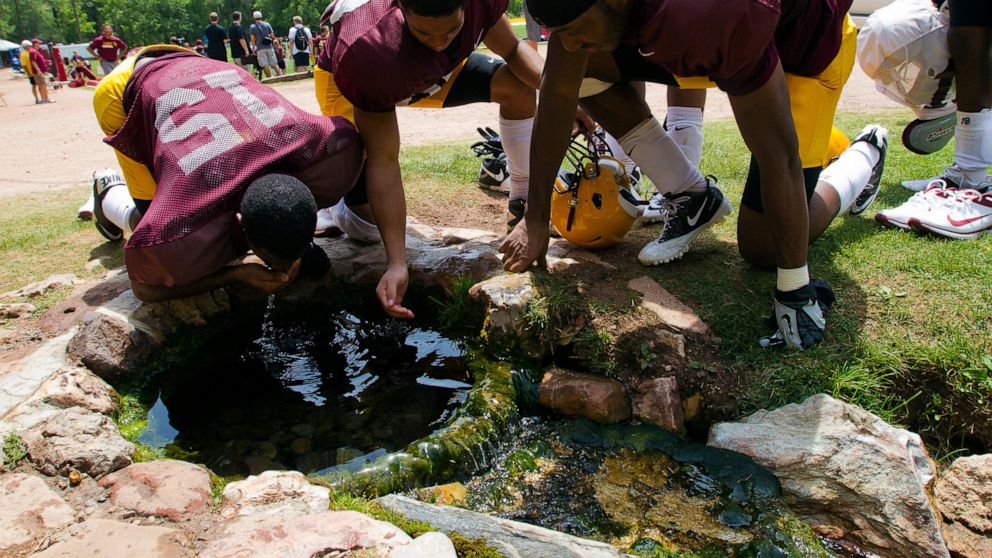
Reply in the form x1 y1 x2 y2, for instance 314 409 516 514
637 179 732 265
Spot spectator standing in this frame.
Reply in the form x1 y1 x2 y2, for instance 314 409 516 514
193 39 205 55
288 16 312 73
273 37 287 75
19 40 39 104
87 24 127 75
312 25 330 63
229 12 251 71
249 10 277 78
29 39 52 103
204 12 228 61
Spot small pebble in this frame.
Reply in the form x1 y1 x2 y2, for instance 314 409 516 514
68 470 82 485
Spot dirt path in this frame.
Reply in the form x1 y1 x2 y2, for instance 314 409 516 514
0 63 903 198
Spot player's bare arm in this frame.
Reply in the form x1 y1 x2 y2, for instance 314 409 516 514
500 34 588 271
482 16 542 89
728 64 809 270
130 257 298 303
353 107 414 319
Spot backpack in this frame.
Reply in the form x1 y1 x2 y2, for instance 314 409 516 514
293 25 309 51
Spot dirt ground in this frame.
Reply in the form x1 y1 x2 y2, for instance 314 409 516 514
0 62 903 198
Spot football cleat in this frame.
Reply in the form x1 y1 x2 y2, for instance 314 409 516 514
901 165 992 193
875 181 962 230
77 192 95 220
902 112 956 155
759 281 831 350
478 153 511 194
849 125 889 216
640 192 668 223
908 188 992 240
91 168 126 242
507 198 525 233
637 179 732 265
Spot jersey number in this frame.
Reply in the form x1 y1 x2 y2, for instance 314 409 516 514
154 69 286 175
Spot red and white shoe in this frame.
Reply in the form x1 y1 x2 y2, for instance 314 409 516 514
909 189 992 240
875 181 962 230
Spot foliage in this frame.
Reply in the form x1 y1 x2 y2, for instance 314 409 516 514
2 432 28 470
524 272 588 347
429 275 487 335
448 532 504 558
572 324 617 376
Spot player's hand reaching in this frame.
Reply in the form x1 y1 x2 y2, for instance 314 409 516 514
500 216 549 272
759 280 834 350
376 262 414 319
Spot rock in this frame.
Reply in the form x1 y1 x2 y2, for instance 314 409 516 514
0 330 75 422
378 494 629 557
202 510 411 558
31 519 185 558
30 367 117 415
243 454 286 475
682 392 703 422
655 329 686 358
0 303 36 319
937 454 992 534
290 437 311 454
631 377 684 433
416 482 468 506
2 274 77 299
627 276 710 336
942 521 992 558
21 406 134 478
391 532 457 558
220 470 330 519
708 393 949 558
537 368 630 424
0 327 18 343
0 473 76 556
469 272 537 351
98 460 212 522
66 312 157 380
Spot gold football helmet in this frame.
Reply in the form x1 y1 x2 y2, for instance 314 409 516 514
550 130 642 249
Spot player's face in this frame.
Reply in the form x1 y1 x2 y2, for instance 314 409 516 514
103 26 113 37
553 4 624 53
403 8 465 52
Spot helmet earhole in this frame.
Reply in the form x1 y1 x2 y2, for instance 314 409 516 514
592 193 603 209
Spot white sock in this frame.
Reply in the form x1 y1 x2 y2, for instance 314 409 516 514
777 265 809 292
954 109 992 185
332 199 380 243
619 117 707 195
602 131 636 174
101 184 137 236
819 140 878 215
666 106 704 168
499 115 533 201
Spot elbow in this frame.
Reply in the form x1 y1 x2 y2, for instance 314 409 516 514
130 281 164 303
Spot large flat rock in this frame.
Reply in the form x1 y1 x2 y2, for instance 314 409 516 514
0 473 76 557
32 518 186 558
377 494 632 558
21 406 134 478
99 460 212 522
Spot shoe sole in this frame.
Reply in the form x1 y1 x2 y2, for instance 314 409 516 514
92 177 124 242
908 218 990 240
902 113 956 155
874 212 912 230
479 183 510 195
638 197 733 265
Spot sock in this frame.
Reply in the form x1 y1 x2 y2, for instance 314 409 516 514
602 131 636 174
499 115 534 201
954 109 992 185
777 265 809 293
332 199 380 243
101 185 137 236
665 106 704 168
819 140 878 215
619 117 707 195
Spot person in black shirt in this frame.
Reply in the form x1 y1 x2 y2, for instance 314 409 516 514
228 11 250 70
204 12 228 62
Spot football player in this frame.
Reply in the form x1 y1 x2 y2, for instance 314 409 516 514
501 0 886 349
312 0 543 317
91 46 367 304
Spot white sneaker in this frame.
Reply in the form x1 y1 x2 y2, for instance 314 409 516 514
78 192 95 220
875 181 964 230
638 180 732 265
909 189 992 239
640 192 669 222
901 165 992 192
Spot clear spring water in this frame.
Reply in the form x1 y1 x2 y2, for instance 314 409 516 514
136 302 472 477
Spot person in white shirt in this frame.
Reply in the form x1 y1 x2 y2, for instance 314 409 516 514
288 16 313 73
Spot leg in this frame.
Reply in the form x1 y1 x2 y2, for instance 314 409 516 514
947 8 991 186
666 87 706 168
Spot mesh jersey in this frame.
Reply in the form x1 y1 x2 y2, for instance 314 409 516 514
106 52 363 287
628 0 852 96
316 0 507 112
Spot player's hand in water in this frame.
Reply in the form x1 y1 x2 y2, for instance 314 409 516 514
500 216 549 272
376 262 414 319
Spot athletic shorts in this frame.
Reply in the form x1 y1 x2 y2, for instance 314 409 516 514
314 52 503 124
93 44 189 202
522 2 543 42
277 59 286 70
256 48 277 68
949 0 992 26
100 59 118 76
293 51 310 68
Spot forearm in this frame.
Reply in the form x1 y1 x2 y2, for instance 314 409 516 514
757 155 808 268
503 41 543 90
131 266 240 303
364 164 407 266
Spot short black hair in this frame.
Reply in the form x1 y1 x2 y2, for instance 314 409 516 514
526 0 597 27
240 174 317 262
401 0 465 17
232 11 242 21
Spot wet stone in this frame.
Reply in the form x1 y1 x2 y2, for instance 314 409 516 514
537 368 630 424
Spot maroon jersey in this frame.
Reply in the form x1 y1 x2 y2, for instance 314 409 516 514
106 52 363 287
628 0 852 96
89 34 127 62
316 0 507 112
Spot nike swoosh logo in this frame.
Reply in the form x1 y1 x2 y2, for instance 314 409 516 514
947 214 992 226
686 201 707 227
781 314 793 336
673 125 690 131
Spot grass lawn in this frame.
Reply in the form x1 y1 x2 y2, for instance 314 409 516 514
1 109 989 458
